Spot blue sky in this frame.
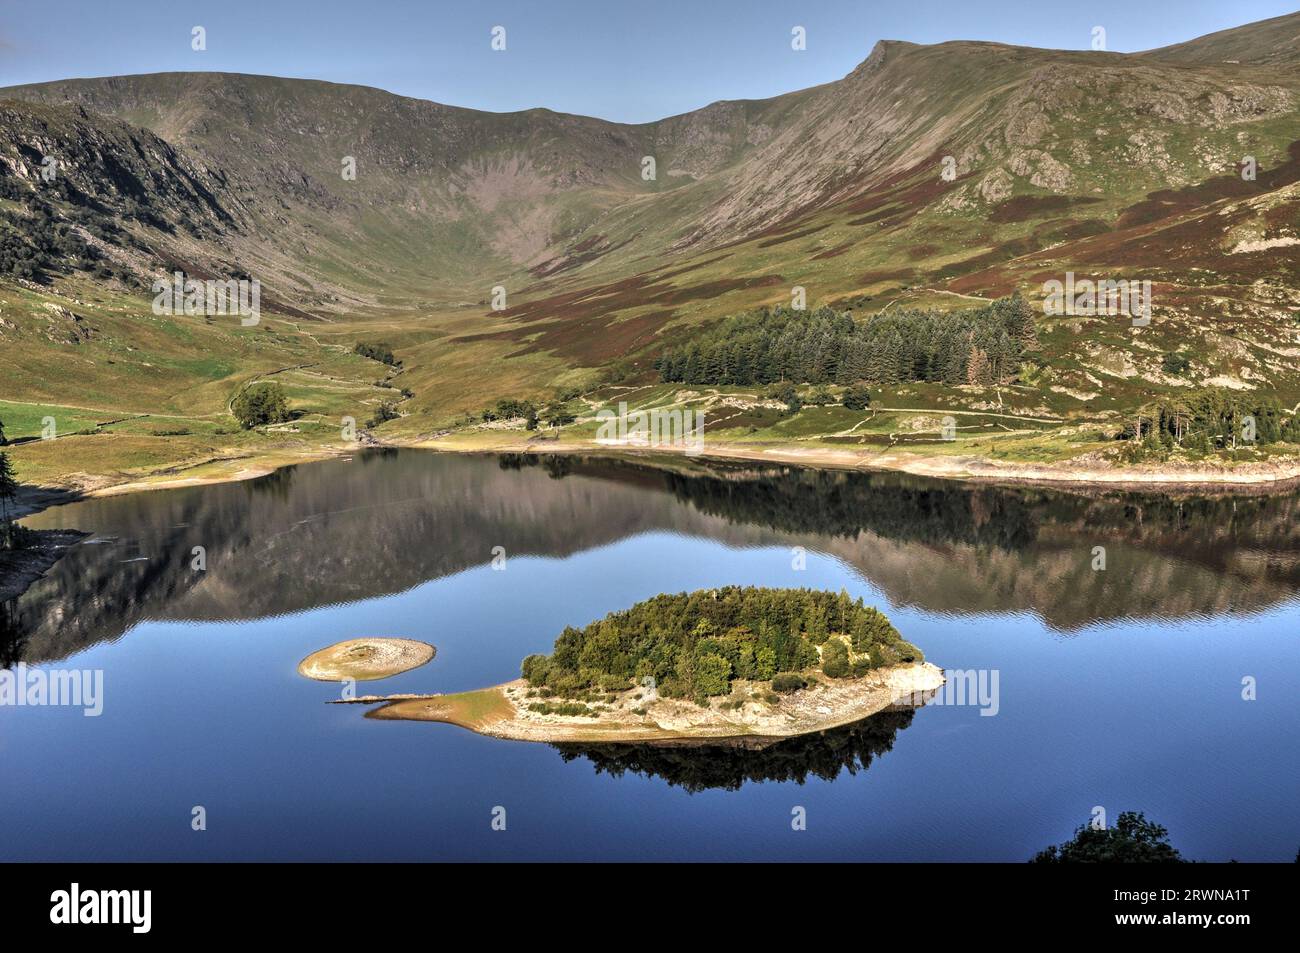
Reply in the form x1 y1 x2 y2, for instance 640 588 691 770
1 1 1294 123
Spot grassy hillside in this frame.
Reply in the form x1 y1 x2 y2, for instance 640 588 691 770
2 13 1298 489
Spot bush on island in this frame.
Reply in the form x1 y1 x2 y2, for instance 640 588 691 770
771 673 807 694
894 640 925 663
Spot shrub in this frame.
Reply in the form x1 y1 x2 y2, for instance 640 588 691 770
872 643 899 667
842 384 871 411
231 382 289 429
528 701 593 717
850 657 873 677
771 673 806 694
598 673 630 693
894 640 925 663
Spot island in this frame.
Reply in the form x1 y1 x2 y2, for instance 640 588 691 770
297 638 435 681
362 587 945 744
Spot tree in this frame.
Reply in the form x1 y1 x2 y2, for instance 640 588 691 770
520 587 908 700
771 382 801 413
543 405 576 427
231 382 289 429
655 295 1032 391
821 637 850 678
695 653 732 697
1283 414 1300 444
966 346 991 386
0 416 7 446
851 606 899 650
366 400 399 428
353 341 397 366
1031 812 1185 863
1004 291 1039 351
521 654 551 685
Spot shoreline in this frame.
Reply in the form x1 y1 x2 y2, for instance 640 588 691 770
398 434 1300 494
360 663 948 746
12 432 1300 527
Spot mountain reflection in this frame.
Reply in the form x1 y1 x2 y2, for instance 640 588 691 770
7 449 1300 664
552 708 917 792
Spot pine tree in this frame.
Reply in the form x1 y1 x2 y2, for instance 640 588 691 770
1005 291 1040 351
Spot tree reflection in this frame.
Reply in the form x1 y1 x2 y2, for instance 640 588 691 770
552 708 916 792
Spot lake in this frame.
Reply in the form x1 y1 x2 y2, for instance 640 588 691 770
4 450 1298 861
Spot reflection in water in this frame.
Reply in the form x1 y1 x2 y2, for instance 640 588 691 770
4 449 1300 862
9 449 1300 665
553 708 917 793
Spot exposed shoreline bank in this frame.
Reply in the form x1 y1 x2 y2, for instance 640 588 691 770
359 663 948 746
12 432 1300 529
399 434 1300 494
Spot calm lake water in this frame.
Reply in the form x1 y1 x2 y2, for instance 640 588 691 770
4 450 1298 861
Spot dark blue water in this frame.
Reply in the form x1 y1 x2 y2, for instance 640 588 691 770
4 451 1298 860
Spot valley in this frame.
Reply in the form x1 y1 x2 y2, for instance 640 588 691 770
1 13 1298 496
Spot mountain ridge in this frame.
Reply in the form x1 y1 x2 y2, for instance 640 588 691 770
1 13 1298 490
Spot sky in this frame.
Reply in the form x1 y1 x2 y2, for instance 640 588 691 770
0 0 1295 123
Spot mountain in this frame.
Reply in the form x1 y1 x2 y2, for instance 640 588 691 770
1 13 1298 489
1141 10 1300 66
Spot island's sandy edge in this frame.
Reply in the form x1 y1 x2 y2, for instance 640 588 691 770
358 663 947 746
296 638 436 681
